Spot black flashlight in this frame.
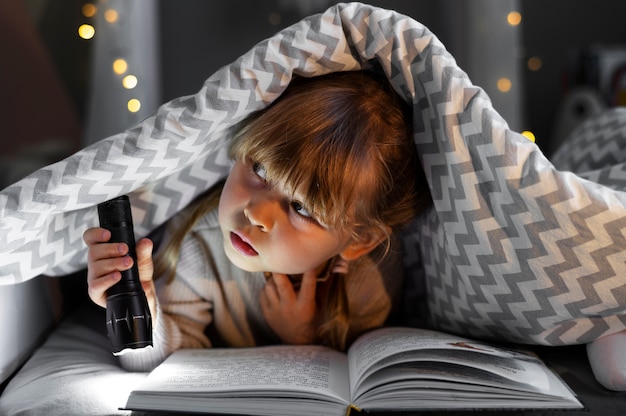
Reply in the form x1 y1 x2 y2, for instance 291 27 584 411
97 195 153 355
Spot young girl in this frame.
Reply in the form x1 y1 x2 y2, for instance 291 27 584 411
83 71 431 371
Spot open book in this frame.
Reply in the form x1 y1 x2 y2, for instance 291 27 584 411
123 327 583 415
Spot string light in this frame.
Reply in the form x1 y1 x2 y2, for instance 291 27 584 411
78 24 95 40
127 99 142 113
82 3 97 18
497 77 512 93
104 9 119 23
112 58 128 75
122 75 138 89
77 2 145 115
521 131 536 142
507 11 522 26
527 57 543 71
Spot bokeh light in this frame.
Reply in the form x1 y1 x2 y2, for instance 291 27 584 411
82 3 97 18
507 11 522 26
122 75 138 89
113 59 128 75
527 57 543 71
497 77 512 93
104 9 119 23
127 99 141 113
521 131 536 142
78 24 95 40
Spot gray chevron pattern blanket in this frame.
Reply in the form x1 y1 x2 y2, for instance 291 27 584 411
1 2 625 346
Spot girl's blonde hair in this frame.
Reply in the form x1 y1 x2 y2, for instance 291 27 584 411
156 71 430 350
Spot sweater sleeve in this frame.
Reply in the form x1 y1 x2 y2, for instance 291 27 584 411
119 231 216 372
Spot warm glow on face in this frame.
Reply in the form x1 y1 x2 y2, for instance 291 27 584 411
113 59 128 75
127 98 141 113
78 24 95 40
497 78 512 93
507 11 522 26
122 75 138 89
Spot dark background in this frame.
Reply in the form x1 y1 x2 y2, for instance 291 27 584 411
2 0 626 183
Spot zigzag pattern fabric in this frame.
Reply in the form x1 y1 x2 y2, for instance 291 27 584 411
1 2 625 346
551 108 626 186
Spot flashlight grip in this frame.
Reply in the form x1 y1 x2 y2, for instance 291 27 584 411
97 195 153 355
97 196 141 294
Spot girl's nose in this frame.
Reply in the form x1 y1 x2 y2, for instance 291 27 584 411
244 196 278 231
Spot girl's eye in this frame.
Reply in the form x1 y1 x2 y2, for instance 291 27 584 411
291 200 314 220
252 161 267 181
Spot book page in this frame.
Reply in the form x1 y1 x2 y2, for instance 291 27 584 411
347 327 548 396
134 345 350 403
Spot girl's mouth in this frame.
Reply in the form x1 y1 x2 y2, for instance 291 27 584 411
230 232 258 256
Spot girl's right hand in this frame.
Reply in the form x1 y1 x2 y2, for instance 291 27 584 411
83 227 156 318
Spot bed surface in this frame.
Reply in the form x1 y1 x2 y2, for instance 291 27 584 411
1 297 624 416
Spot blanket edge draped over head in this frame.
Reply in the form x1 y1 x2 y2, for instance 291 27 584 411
1 2 625 346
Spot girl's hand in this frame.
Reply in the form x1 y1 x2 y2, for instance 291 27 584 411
83 227 156 318
260 269 318 345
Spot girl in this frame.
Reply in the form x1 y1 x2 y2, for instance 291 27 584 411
83 71 432 371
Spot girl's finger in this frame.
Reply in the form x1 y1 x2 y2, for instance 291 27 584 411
135 238 154 282
262 274 278 303
87 255 132 282
298 270 317 303
87 242 129 265
271 273 295 300
87 271 121 308
83 227 111 245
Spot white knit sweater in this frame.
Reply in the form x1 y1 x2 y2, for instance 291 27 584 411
120 209 404 372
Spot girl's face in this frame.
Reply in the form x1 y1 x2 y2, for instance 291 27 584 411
218 158 354 275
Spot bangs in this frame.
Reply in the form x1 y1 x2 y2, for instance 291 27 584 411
230 100 376 231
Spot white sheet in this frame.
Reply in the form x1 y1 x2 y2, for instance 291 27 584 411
0 308 147 416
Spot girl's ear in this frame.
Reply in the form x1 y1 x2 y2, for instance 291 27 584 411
339 231 387 261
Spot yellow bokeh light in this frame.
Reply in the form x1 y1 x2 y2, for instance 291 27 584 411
78 24 95 40
82 3 97 18
521 131 536 142
128 99 141 113
112 58 128 75
527 56 543 71
122 75 138 89
104 9 119 23
497 78 512 93
507 11 522 26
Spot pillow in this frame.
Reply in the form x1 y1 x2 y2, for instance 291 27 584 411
0 276 61 387
0 302 147 416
